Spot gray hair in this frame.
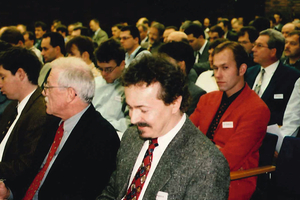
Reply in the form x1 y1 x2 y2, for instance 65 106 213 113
260 28 285 59
50 57 95 103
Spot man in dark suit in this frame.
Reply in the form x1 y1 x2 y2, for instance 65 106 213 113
0 57 120 199
0 47 52 188
97 55 230 200
184 23 210 76
158 41 206 115
245 28 300 126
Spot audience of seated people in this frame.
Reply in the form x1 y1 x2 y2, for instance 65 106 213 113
0 14 300 199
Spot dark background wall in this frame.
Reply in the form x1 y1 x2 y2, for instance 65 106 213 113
0 0 285 37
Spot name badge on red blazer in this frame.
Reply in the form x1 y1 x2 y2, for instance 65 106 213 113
222 121 233 128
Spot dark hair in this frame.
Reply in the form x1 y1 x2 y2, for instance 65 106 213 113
249 17 270 33
0 46 42 85
121 25 141 44
66 36 95 61
184 23 205 38
218 18 231 29
121 55 191 113
112 23 124 30
43 32 66 55
237 26 259 43
95 38 125 66
23 31 36 42
0 40 12 52
34 21 47 31
73 26 91 37
209 38 228 49
209 25 225 37
56 25 67 34
288 30 300 42
0 27 24 45
158 41 195 74
213 41 249 71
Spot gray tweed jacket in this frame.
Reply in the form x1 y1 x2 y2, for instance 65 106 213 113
97 117 230 200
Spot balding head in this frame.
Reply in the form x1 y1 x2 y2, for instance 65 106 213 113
167 31 188 43
282 23 297 38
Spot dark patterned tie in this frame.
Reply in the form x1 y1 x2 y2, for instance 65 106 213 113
125 138 159 200
206 101 228 141
23 121 64 200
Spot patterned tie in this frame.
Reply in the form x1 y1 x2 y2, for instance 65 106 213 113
206 101 228 141
124 138 159 200
254 68 265 95
1 107 18 136
23 122 64 200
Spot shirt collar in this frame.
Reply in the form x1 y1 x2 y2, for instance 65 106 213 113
261 60 279 75
199 40 208 55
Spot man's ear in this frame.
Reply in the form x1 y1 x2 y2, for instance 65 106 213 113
171 95 182 114
239 63 247 76
15 68 26 81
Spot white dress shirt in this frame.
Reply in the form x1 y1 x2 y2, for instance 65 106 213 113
252 61 279 97
124 114 186 200
278 78 300 152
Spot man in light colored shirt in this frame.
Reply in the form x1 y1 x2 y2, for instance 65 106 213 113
120 25 151 68
97 55 230 200
23 31 44 64
245 29 300 126
0 57 120 199
89 18 108 46
0 47 51 199
92 39 130 136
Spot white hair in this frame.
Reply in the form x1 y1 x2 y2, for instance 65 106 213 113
50 57 95 103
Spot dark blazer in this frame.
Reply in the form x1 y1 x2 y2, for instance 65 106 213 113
0 87 49 182
245 62 300 125
98 118 230 200
12 105 120 199
186 80 206 116
193 41 210 76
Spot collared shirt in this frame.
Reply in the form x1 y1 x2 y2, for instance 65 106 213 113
0 88 37 161
195 40 208 63
92 77 130 136
33 105 90 200
124 114 186 200
252 60 279 97
125 46 151 68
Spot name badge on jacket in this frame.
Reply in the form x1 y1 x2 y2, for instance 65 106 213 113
156 191 168 200
222 121 233 128
274 94 283 99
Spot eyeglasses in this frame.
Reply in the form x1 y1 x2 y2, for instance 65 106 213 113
98 65 118 74
253 43 269 49
43 83 68 94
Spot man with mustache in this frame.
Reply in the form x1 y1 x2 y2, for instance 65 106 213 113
97 55 230 200
282 30 300 71
190 41 270 199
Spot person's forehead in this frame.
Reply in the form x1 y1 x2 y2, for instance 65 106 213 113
120 30 131 36
286 34 300 42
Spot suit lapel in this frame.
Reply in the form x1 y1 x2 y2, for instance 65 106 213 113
261 63 283 101
245 65 260 88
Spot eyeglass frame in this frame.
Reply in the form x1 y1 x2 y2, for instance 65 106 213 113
97 65 119 74
42 82 69 94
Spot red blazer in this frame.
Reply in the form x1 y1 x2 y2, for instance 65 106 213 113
190 84 270 200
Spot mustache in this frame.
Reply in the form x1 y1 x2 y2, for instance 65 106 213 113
135 122 151 128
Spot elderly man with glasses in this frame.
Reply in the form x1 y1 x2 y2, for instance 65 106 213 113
92 39 131 138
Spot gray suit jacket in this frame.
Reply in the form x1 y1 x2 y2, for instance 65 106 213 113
93 29 108 46
98 117 230 200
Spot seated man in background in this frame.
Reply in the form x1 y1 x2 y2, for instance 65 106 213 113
92 39 130 137
158 41 206 115
65 35 101 77
190 41 270 200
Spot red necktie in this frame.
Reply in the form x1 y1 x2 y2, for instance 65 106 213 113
23 122 64 200
124 138 158 200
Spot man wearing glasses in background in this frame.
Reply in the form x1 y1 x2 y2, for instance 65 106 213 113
120 25 151 68
92 39 131 138
245 29 300 126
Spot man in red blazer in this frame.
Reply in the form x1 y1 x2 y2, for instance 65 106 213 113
190 41 270 200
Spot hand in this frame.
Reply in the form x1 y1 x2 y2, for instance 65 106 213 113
0 181 9 200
